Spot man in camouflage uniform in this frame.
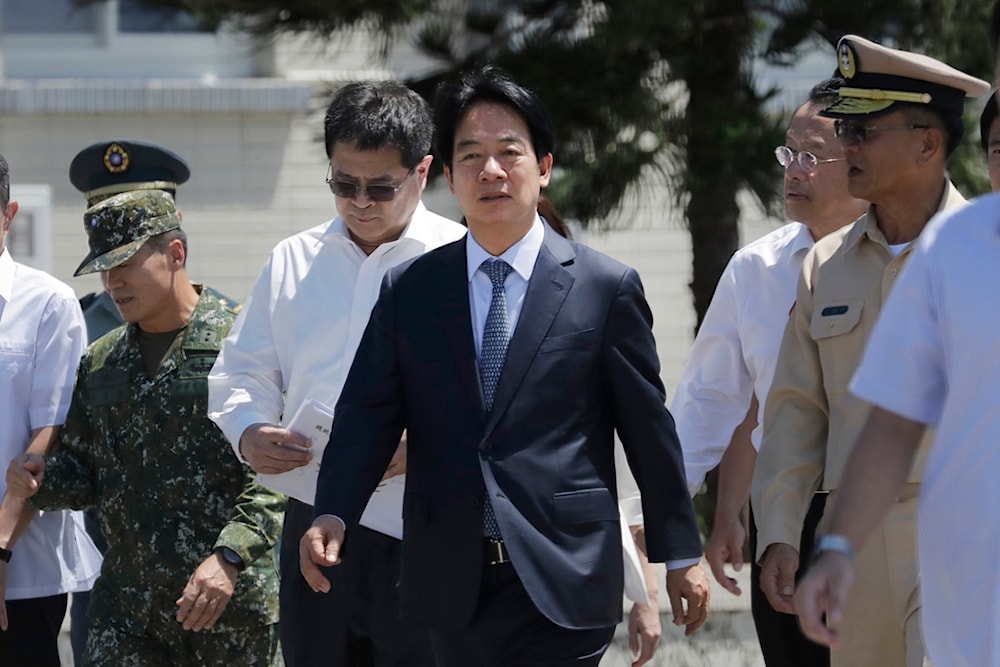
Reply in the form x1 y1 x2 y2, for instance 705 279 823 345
4 189 282 666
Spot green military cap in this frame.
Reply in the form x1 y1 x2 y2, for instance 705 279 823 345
823 34 990 118
69 139 190 207
74 189 181 276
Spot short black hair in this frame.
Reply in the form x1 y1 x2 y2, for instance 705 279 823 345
323 81 433 169
0 153 9 209
432 65 555 168
808 77 845 106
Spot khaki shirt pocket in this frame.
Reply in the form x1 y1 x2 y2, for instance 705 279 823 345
810 299 864 392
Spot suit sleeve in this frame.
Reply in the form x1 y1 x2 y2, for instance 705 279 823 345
751 257 826 562
313 273 405 527
606 268 702 563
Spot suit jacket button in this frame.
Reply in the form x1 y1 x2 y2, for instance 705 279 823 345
468 497 480 508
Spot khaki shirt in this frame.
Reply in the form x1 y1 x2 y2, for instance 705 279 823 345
752 181 966 557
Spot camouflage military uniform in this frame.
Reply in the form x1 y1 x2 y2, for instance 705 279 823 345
31 288 283 667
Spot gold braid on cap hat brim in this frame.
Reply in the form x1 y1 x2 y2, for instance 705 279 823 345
839 87 933 105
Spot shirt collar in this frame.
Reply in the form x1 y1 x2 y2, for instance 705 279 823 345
466 216 544 283
789 221 816 257
849 180 964 251
0 249 14 302
323 201 439 256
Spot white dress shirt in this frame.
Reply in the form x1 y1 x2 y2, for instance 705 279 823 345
672 222 814 496
465 216 543 349
850 194 1000 666
208 203 466 502
0 250 102 599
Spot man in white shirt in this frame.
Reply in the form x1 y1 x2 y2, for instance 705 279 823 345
0 152 102 664
208 81 466 667
672 78 867 665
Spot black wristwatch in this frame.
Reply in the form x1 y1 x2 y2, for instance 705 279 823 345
215 546 245 571
0 547 10 563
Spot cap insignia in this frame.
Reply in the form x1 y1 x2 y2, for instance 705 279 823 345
103 143 130 174
838 41 857 79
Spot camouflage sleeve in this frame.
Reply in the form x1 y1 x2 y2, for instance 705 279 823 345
213 476 285 566
31 364 99 511
31 449 98 511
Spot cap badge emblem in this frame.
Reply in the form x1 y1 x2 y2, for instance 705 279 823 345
838 42 857 79
103 143 130 174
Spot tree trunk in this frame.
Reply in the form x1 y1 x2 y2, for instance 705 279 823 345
682 0 751 535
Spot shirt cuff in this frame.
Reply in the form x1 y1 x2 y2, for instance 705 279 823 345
665 556 702 571
316 514 347 532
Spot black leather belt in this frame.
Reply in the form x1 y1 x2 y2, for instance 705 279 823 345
485 538 511 565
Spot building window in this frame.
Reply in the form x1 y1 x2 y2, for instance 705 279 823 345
2 0 97 33
118 0 209 33
8 185 52 272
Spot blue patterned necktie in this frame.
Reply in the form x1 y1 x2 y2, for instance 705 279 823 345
479 258 513 538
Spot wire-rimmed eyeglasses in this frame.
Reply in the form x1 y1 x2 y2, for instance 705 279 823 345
833 120 930 145
774 146 846 174
325 167 415 202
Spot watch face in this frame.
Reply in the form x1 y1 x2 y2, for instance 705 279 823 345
219 547 244 569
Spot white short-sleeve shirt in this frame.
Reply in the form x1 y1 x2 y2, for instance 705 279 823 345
0 250 102 599
850 193 1000 666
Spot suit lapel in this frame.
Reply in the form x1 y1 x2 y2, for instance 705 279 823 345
484 229 576 437
435 242 483 409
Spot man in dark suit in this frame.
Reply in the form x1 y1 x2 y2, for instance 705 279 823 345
301 66 708 666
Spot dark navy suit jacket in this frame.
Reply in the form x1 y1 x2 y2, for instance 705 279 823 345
314 226 701 631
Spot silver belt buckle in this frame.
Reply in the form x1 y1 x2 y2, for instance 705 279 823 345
486 538 510 565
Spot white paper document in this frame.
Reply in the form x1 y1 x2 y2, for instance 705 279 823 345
256 398 404 539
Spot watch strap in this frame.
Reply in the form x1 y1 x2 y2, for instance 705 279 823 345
0 547 11 563
813 533 855 561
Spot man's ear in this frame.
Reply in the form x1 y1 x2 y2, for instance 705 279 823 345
917 126 945 163
2 200 19 232
167 238 186 268
538 153 553 187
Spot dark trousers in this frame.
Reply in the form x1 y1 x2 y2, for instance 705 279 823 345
0 593 68 667
279 497 434 667
427 560 615 667
750 492 830 667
